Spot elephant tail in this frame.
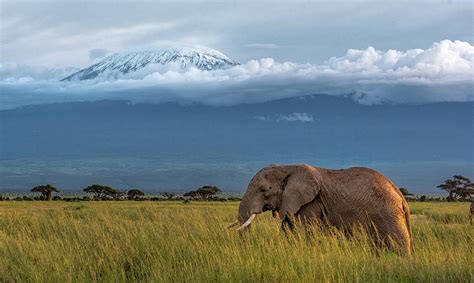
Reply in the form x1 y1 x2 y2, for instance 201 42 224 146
402 200 414 255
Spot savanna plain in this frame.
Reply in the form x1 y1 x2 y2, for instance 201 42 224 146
0 201 472 282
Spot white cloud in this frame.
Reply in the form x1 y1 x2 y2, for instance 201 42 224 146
244 43 280 49
0 40 473 110
326 40 473 80
255 113 314 123
277 113 314 122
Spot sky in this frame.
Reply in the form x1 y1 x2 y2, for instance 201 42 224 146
1 0 472 67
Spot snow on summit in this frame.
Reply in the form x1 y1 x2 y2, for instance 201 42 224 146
61 46 239 81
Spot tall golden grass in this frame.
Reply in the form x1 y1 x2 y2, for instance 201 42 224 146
0 201 472 282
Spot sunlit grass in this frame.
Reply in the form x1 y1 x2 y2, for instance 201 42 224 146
0 201 472 282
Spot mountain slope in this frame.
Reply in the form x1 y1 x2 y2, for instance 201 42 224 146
61 46 239 81
1 95 472 192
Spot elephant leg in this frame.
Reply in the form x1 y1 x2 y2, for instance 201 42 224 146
371 219 411 255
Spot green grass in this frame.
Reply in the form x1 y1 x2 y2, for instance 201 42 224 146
0 201 472 282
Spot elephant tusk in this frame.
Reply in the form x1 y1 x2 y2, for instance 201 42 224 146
226 221 240 229
236 214 256 231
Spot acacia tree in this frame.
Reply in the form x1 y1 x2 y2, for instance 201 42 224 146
456 182 474 199
184 185 222 200
31 184 59 200
83 184 124 199
127 189 145 200
437 175 473 201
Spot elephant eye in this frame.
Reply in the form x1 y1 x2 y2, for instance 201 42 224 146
259 187 266 193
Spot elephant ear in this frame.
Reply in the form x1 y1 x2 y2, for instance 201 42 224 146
279 165 320 220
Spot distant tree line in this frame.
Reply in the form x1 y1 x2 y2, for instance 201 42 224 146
0 184 241 202
396 175 473 202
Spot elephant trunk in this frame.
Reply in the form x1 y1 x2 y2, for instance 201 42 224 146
235 190 263 230
238 196 251 223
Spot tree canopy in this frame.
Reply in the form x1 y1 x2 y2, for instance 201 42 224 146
31 184 59 200
83 184 125 199
184 185 222 200
437 175 473 201
127 189 145 199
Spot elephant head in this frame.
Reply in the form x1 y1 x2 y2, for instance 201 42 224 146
229 164 322 230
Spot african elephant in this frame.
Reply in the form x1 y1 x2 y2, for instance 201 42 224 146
228 164 413 255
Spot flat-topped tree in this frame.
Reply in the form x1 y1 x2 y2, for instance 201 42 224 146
437 175 473 201
31 184 59 200
184 185 222 200
457 182 474 199
127 189 145 199
83 184 122 199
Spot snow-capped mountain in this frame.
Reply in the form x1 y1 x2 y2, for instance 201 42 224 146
61 46 239 81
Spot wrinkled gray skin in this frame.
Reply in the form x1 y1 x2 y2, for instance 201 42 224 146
238 164 413 255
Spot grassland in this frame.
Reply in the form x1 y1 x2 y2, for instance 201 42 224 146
0 201 472 282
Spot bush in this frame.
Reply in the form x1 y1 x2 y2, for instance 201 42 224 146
227 197 241 201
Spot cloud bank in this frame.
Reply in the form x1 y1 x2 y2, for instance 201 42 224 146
1 40 473 110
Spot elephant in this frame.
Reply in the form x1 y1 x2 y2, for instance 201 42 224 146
228 164 414 255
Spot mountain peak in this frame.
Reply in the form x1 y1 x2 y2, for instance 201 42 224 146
61 46 239 81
